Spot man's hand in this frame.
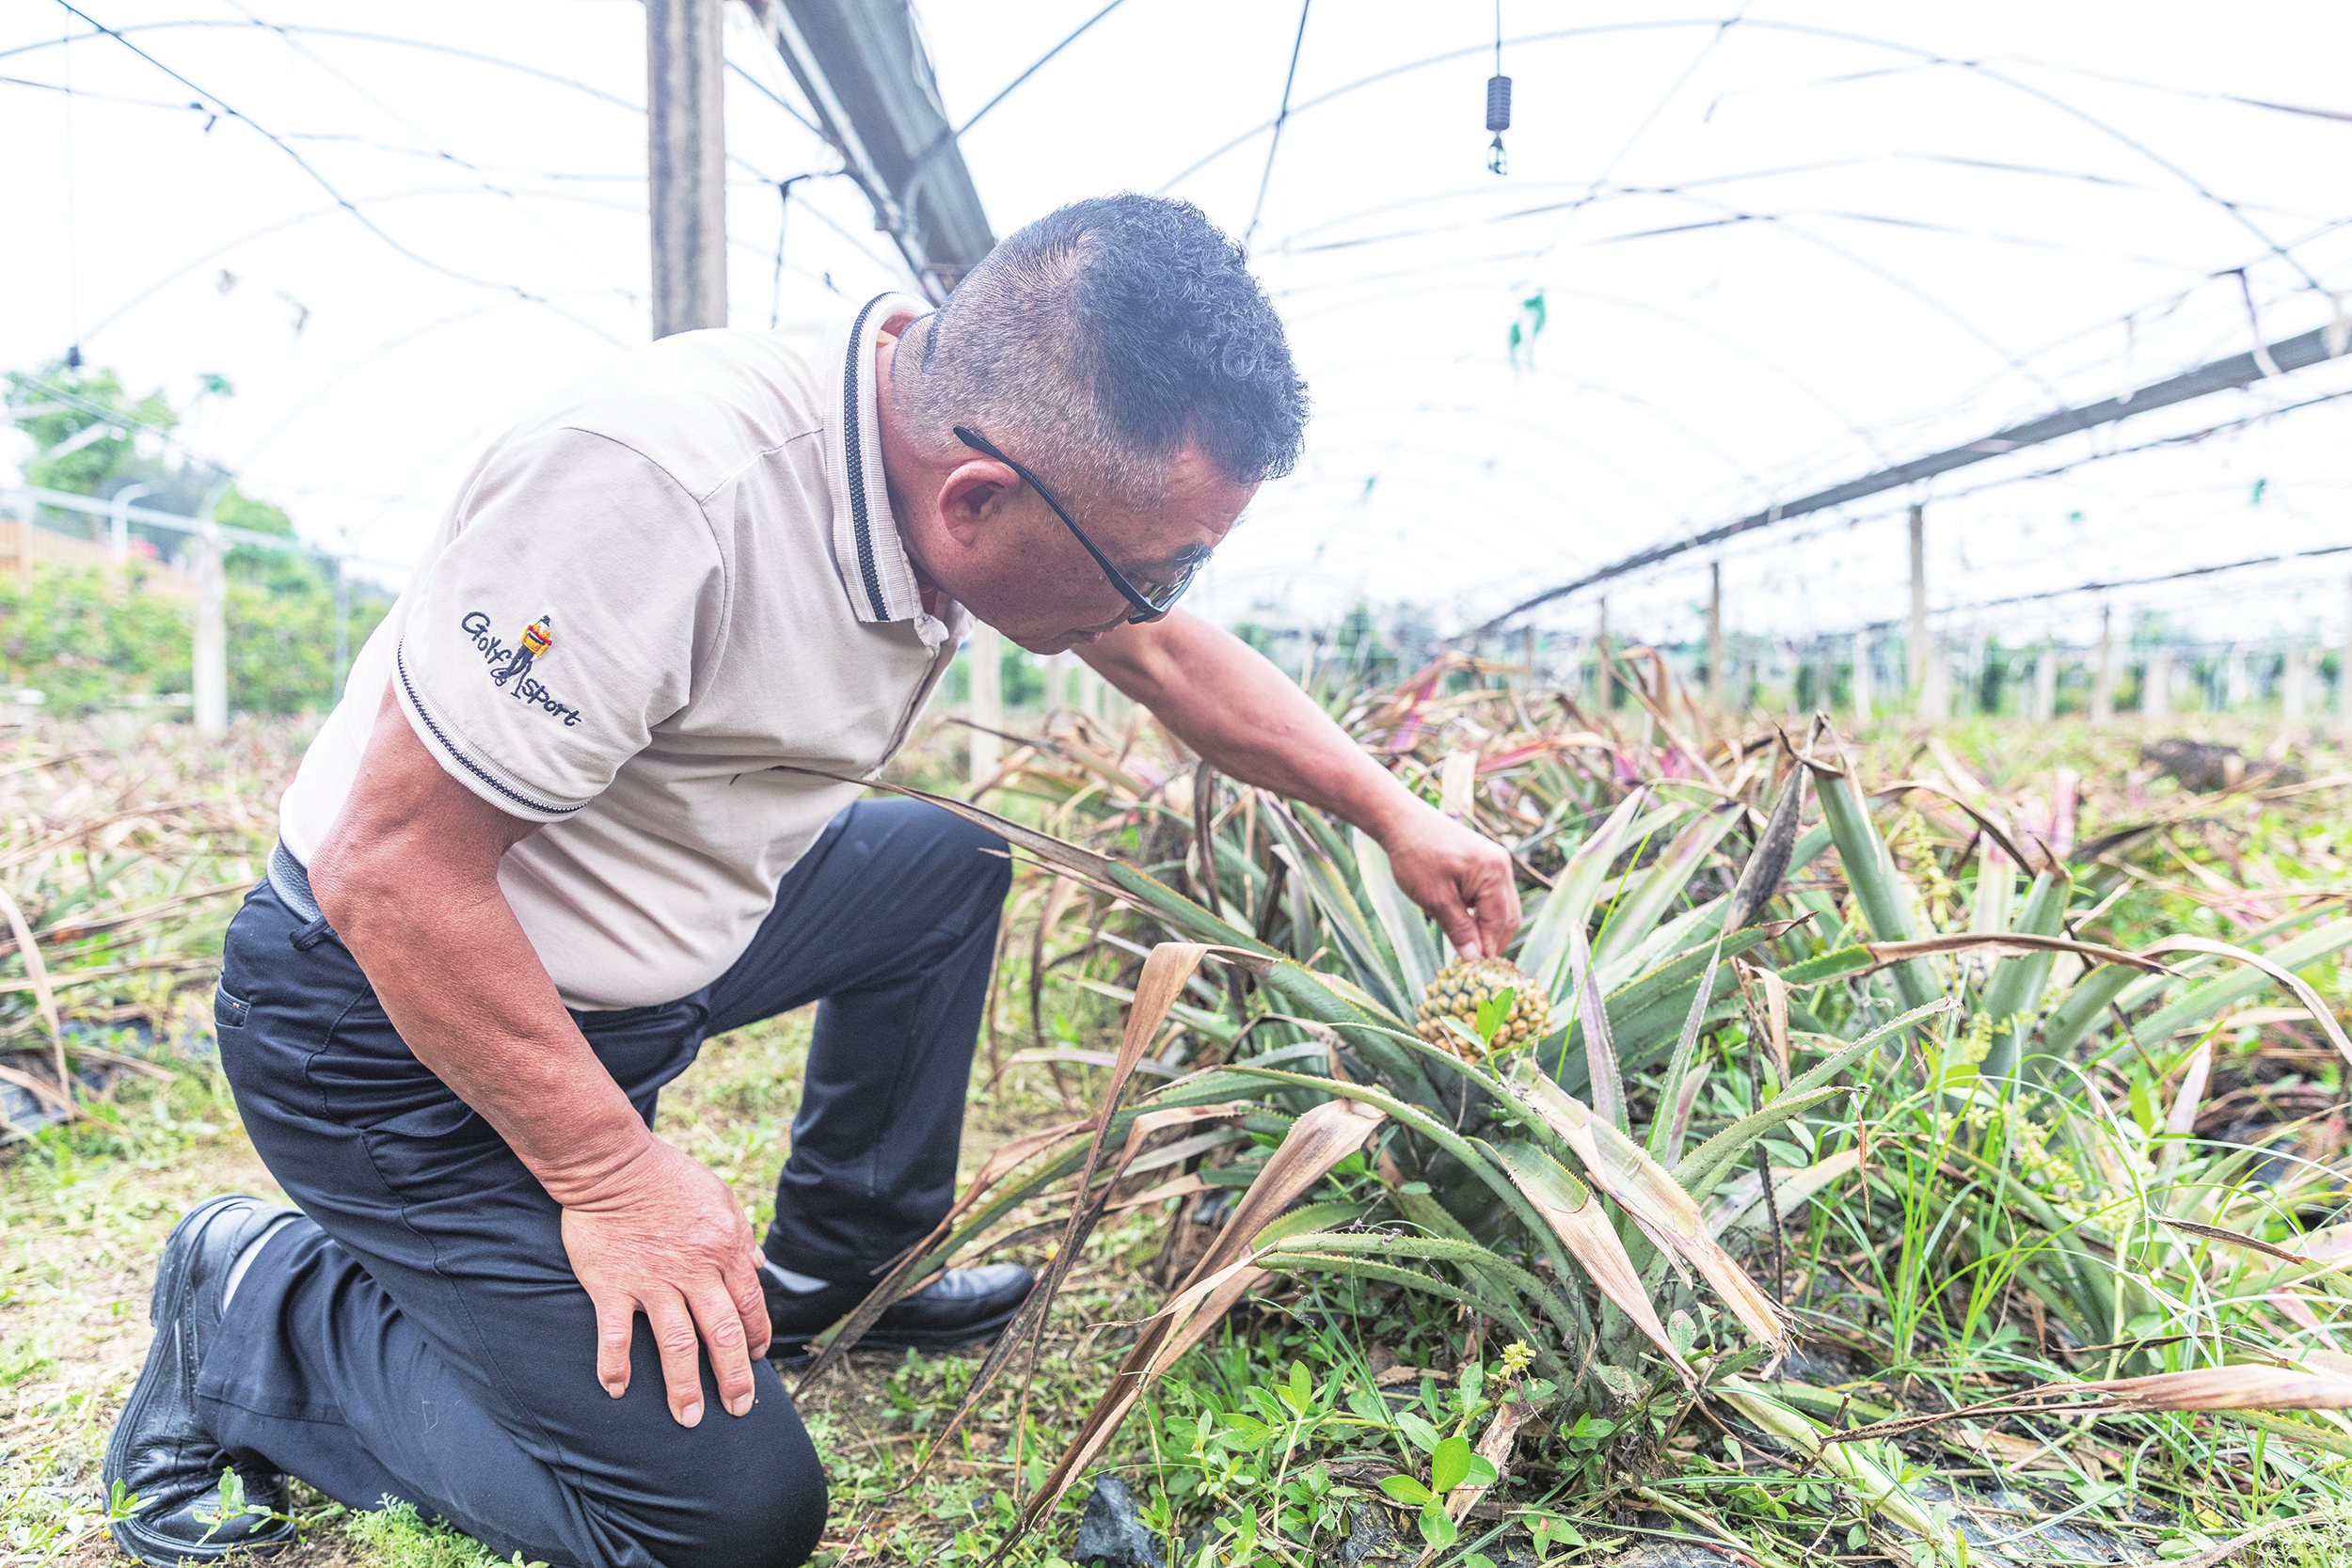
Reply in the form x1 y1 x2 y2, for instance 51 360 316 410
559 1138 771 1428
1378 804 1522 958
1082 615 1526 957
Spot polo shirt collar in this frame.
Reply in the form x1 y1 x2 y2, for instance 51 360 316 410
826 290 936 628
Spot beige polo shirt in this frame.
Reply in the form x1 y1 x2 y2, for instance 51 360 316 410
278 292 969 1009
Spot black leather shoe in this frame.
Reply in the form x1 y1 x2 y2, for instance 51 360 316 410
766 1261 1033 1358
105 1195 303 1566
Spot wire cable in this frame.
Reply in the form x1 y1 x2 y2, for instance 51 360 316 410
1241 0 1311 258
46 3 631 349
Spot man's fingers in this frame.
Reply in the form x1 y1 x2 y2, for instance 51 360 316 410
691 1280 759 1420
731 1243 773 1364
591 1288 634 1399
644 1294 708 1428
1441 905 1485 958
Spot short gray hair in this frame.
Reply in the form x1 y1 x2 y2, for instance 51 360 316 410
895 194 1309 506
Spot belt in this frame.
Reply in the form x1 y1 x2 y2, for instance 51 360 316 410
267 840 324 926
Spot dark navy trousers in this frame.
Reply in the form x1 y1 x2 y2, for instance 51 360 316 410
195 800 1010 1568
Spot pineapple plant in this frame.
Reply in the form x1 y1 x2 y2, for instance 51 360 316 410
780 685 2352 1556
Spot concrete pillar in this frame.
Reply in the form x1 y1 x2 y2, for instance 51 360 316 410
1965 630 1987 716
191 529 227 739
2222 644 2247 711
2146 651 2172 721
1077 661 1104 721
1851 628 1872 725
1046 651 1073 713
2091 602 2115 722
967 624 1001 789
2033 643 2058 724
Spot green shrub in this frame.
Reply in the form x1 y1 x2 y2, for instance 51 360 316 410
0 560 387 717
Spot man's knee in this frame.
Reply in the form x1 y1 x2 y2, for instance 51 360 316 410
900 800 1010 909
619 1398 828 1568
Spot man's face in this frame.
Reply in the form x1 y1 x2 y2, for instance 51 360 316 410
930 444 1256 653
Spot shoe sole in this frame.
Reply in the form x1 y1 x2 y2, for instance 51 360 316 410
105 1196 298 1567
770 1299 1026 1361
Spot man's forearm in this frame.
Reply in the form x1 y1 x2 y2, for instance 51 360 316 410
314 848 654 1203
1081 610 1422 833
308 692 654 1205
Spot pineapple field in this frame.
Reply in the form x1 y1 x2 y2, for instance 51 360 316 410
5 661 2352 1568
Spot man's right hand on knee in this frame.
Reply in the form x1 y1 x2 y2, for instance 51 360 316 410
558 1137 771 1427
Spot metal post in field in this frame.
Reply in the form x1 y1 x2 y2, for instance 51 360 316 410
1851 628 1872 725
1593 596 1609 704
647 0 727 338
1707 561 1725 707
1922 634 1949 721
2033 641 2058 723
966 623 1001 791
2146 650 2173 721
1907 502 1928 707
2284 642 2311 721
191 525 227 738
2341 578 2352 721
2091 602 2114 722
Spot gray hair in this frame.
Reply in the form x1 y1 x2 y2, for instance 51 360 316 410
894 194 1309 508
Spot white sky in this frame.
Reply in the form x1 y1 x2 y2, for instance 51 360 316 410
6 1 2351 654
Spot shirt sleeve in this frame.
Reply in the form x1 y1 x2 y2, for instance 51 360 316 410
391 426 725 822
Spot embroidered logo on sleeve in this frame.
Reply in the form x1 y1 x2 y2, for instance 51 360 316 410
461 610 583 727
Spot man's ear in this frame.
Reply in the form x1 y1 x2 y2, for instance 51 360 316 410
936 459 1017 546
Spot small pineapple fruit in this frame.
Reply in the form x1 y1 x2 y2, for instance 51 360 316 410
1415 957 1549 1057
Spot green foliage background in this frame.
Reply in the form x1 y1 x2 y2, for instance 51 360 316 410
5 362 390 717
0 561 388 717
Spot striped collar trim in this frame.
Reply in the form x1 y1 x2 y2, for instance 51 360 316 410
827 290 932 625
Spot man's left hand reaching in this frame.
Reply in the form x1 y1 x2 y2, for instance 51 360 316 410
1376 805 1522 959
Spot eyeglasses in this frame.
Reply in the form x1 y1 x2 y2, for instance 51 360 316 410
954 425 1204 625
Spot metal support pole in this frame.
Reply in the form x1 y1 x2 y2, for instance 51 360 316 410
332 556 352 701
2342 577 2352 721
967 623 1001 791
2033 641 2058 724
191 525 227 738
2146 650 2173 721
1707 561 1725 707
1851 628 1871 726
2285 641 2311 721
1907 503 1928 709
2091 602 2114 722
1922 634 1949 721
109 483 154 567
1592 596 1609 704
647 0 727 339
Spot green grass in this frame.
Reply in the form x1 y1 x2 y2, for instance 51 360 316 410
345 1499 544 1568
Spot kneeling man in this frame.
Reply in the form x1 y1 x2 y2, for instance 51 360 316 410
105 195 1518 1568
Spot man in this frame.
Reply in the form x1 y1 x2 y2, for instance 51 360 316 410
104 195 1519 1568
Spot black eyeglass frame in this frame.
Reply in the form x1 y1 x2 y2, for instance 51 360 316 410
953 425 1200 625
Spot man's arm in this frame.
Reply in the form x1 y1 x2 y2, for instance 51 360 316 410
307 690 769 1428
1080 610 1521 957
